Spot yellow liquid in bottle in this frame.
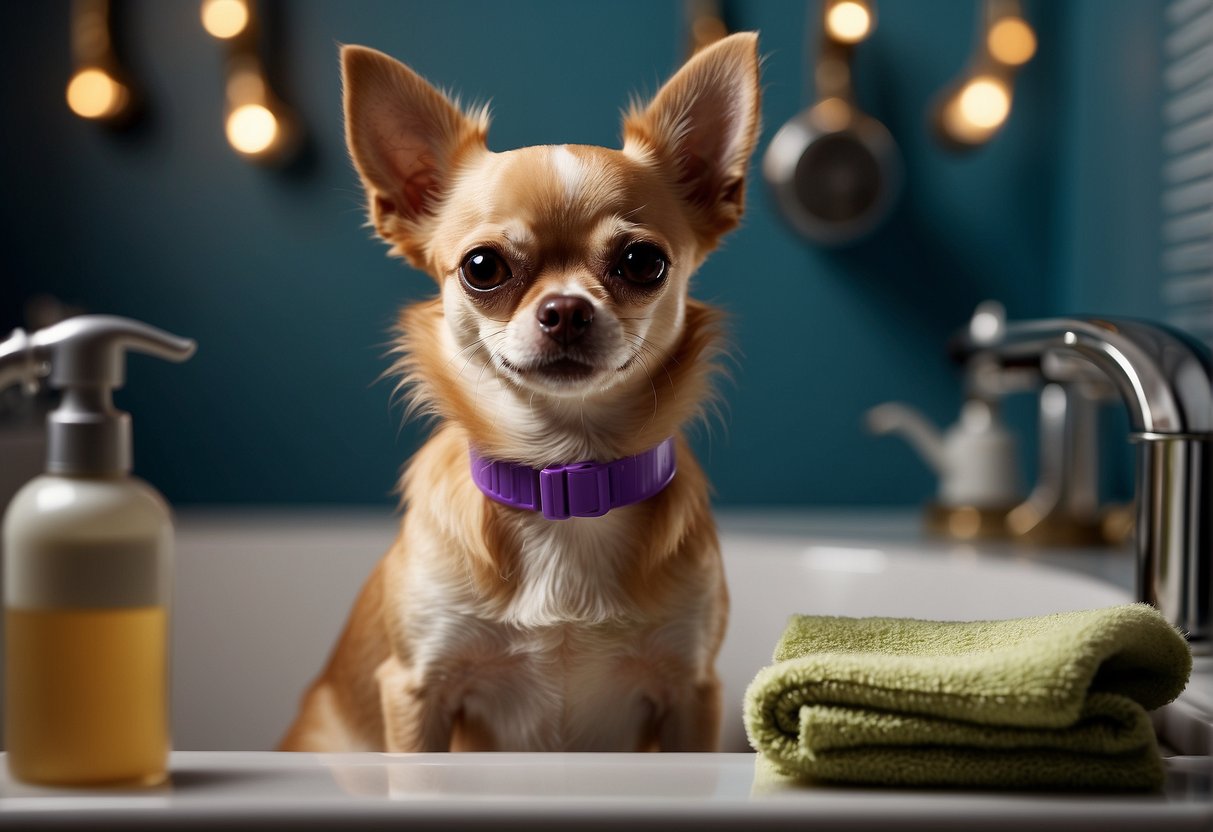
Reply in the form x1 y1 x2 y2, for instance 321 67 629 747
5 606 169 786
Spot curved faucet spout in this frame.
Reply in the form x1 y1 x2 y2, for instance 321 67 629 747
952 318 1213 436
951 313 1212 652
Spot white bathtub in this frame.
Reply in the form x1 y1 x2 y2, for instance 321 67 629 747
164 507 1138 752
3 508 1211 829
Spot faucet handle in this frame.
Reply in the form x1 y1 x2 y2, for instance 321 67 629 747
968 300 1007 344
962 300 1042 399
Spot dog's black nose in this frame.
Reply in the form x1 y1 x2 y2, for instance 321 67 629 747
537 295 594 345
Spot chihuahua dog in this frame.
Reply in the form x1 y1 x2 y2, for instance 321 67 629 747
279 32 761 753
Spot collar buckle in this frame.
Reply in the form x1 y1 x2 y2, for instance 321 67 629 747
539 462 612 521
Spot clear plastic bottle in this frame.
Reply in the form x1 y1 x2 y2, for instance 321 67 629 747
0 316 194 786
5 475 172 786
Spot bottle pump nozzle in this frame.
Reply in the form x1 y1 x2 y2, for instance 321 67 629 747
0 315 196 474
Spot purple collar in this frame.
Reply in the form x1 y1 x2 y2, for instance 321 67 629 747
469 438 676 521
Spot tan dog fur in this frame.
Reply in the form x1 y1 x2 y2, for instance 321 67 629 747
280 33 761 753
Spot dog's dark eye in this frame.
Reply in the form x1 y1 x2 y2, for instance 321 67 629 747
610 242 667 286
460 248 511 291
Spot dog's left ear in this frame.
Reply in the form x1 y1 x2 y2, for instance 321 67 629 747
624 33 761 242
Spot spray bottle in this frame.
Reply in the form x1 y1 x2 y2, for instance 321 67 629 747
0 315 195 786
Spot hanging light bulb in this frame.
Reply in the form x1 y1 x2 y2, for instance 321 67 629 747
957 76 1011 129
987 16 1036 66
222 54 296 162
940 76 1012 144
66 66 129 120
824 0 873 45
204 0 300 165
933 0 1034 150
226 103 278 155
67 0 137 124
201 0 251 40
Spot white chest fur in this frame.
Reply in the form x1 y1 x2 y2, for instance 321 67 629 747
503 511 636 627
399 508 713 751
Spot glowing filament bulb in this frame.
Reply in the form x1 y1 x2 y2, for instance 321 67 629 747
226 103 278 155
826 1 872 44
201 0 250 40
66 67 127 120
988 17 1037 66
957 77 1010 130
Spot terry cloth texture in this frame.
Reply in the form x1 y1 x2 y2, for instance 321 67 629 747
743 603 1192 790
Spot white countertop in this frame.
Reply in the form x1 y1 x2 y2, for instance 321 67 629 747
2 751 1212 831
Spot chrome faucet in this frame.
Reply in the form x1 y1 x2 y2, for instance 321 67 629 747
951 309 1213 652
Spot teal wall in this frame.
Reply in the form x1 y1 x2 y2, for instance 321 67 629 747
1055 0 1166 321
1053 0 1168 495
0 1 1159 507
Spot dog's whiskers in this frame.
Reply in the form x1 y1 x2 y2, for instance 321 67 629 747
624 334 662 434
446 326 508 376
476 342 513 436
627 333 677 402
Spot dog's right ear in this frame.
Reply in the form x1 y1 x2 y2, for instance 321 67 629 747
341 45 489 265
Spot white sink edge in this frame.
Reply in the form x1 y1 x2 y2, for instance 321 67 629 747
1 751 1210 831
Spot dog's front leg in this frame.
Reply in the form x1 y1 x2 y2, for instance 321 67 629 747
376 656 455 752
657 675 723 752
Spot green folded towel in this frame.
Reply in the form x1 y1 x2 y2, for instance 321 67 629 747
743 603 1192 791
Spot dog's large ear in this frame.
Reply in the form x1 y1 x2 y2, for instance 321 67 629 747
623 33 761 243
341 45 489 266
